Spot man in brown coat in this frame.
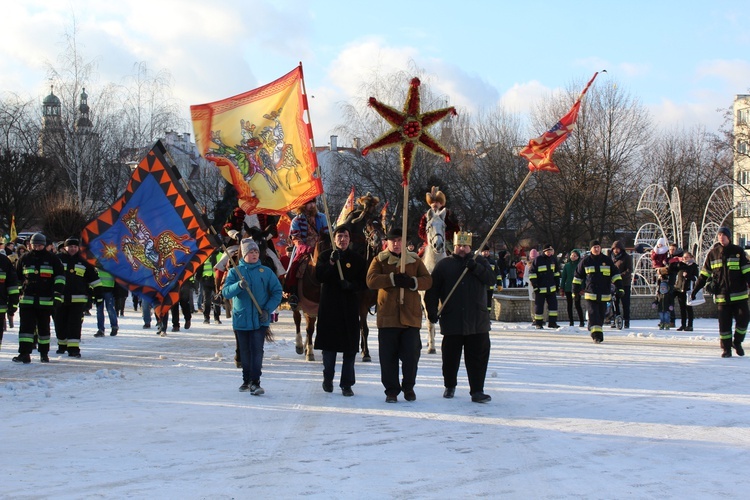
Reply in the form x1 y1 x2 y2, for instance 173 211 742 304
367 227 432 403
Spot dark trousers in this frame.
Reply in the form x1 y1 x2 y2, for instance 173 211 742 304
0 311 5 346
202 284 221 320
378 327 421 396
322 350 356 388
441 333 490 395
674 290 693 327
717 301 750 339
565 291 584 324
534 292 558 324
613 285 631 324
585 300 607 341
18 305 52 355
485 289 493 311
162 294 192 330
236 328 266 384
54 303 86 353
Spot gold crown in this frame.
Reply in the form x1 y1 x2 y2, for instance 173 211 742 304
453 231 472 247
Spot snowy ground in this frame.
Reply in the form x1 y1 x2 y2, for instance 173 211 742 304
2 303 749 499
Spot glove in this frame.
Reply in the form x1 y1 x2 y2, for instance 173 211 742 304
393 273 414 289
330 250 340 262
690 292 697 301
428 313 439 324
340 279 354 290
466 259 477 271
240 280 250 292
259 310 269 323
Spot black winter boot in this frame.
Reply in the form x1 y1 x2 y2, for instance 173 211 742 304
734 333 745 357
721 338 733 358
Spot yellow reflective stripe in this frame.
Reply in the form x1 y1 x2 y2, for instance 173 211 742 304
537 265 548 272
572 278 582 285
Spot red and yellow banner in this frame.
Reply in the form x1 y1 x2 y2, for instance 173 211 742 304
336 186 356 227
520 72 600 173
191 65 322 215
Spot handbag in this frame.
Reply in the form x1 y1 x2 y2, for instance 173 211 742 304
687 285 705 306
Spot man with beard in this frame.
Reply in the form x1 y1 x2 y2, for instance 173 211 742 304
425 231 496 403
284 197 329 309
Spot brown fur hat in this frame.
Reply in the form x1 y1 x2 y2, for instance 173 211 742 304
357 192 380 208
426 186 446 206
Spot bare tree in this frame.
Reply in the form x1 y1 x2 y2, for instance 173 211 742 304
517 78 653 249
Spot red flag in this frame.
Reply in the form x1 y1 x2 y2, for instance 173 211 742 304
336 186 356 227
380 201 389 227
519 72 600 172
190 65 322 215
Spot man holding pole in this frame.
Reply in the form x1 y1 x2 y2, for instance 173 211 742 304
425 231 495 403
366 227 432 403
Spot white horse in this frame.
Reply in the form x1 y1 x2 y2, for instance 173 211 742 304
419 208 447 354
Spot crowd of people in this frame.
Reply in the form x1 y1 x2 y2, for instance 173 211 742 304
3 189 745 404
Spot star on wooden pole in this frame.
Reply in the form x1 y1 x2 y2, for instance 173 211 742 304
362 77 456 303
362 77 457 186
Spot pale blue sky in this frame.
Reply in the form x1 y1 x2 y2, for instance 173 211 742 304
2 0 748 141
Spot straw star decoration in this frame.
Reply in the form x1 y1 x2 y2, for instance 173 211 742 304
362 78 457 185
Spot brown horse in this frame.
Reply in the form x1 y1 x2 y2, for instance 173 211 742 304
355 214 386 362
292 240 329 361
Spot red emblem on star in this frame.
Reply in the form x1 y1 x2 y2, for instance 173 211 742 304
362 77 457 185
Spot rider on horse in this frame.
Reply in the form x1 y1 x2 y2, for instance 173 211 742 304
340 192 381 256
418 186 460 256
284 197 329 309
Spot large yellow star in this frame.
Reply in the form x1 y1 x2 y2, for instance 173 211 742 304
362 78 456 185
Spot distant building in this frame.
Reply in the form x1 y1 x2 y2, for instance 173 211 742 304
734 95 750 247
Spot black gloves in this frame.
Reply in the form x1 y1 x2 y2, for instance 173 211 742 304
466 258 477 271
428 313 439 324
330 250 340 262
340 279 355 290
259 310 269 323
393 273 414 289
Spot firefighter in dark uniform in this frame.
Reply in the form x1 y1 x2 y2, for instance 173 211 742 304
12 233 65 363
529 243 561 329
691 227 750 358
54 237 102 357
572 240 623 343
0 251 20 352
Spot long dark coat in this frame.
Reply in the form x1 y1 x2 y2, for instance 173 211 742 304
314 248 368 352
424 252 496 336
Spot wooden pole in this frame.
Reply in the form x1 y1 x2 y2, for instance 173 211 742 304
438 170 534 315
399 183 410 304
298 62 344 280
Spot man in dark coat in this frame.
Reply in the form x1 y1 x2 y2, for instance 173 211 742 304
529 243 561 329
610 240 633 328
55 237 102 357
573 240 623 344
314 225 368 396
692 227 750 357
424 231 496 403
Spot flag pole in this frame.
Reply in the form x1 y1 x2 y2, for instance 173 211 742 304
437 170 533 315
299 62 344 280
399 183 410 304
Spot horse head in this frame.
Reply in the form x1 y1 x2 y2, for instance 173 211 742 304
426 208 447 255
364 216 386 256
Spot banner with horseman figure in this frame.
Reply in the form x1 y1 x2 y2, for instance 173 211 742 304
190 64 323 215
80 141 220 318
